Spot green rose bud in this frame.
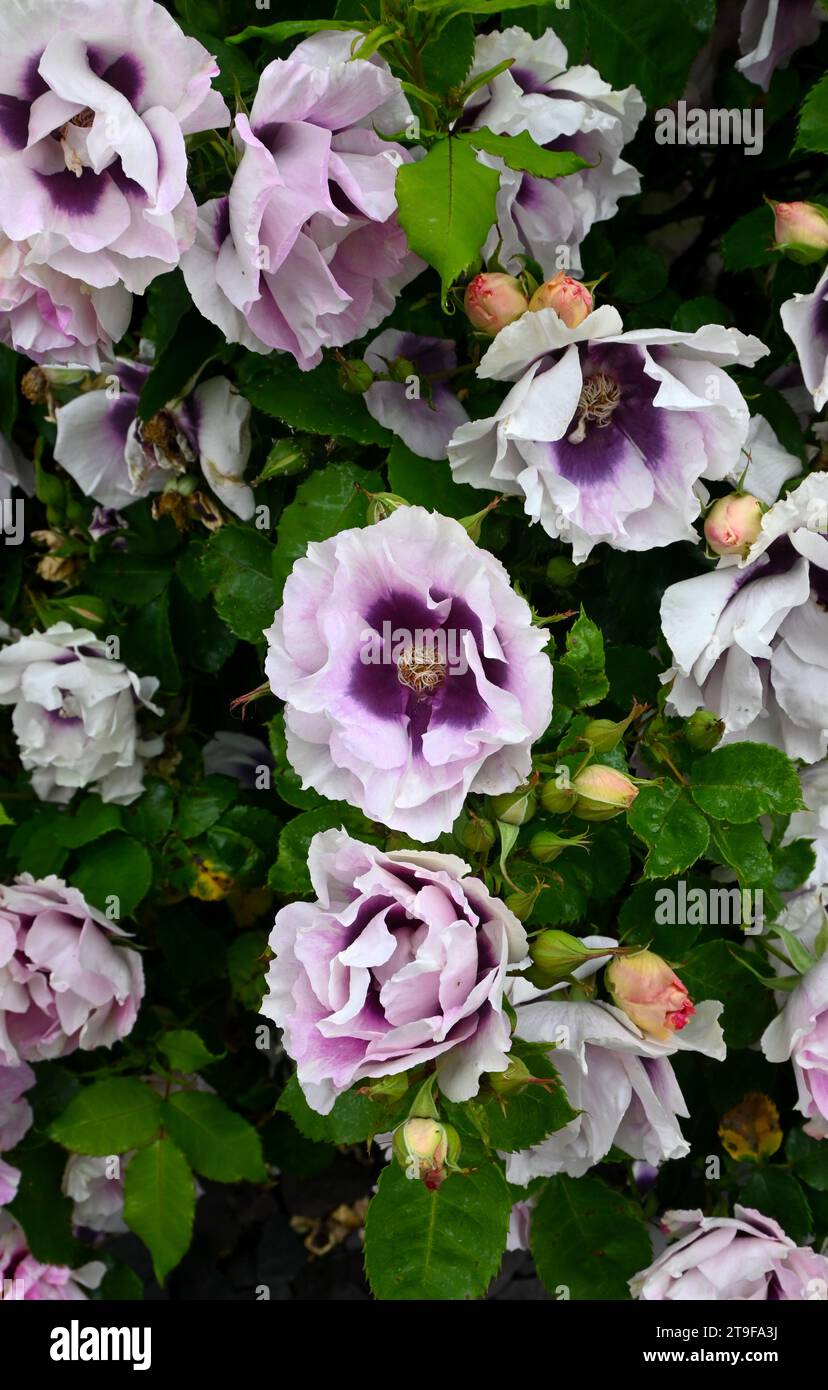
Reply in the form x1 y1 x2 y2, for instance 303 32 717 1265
571 764 638 821
461 817 497 852
491 786 537 825
337 359 375 394
685 709 724 752
540 780 576 814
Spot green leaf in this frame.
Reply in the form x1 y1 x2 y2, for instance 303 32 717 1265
126 589 181 693
709 821 773 884
54 796 123 849
691 743 804 822
785 1127 828 1192
204 525 276 644
158 1029 222 1074
773 839 817 892
364 1161 511 1300
671 297 733 332
796 72 828 153
681 941 774 1049
387 438 480 518
721 207 778 272
577 0 706 106
99 1262 145 1300
272 462 382 602
741 1168 812 1246
238 354 391 445
608 246 668 304
51 1079 163 1155
531 1175 651 1300
90 549 173 606
7 809 68 877
0 343 18 435
461 128 587 179
628 782 710 877
123 1137 195 1285
163 1091 266 1183
70 833 153 918
270 805 381 895
229 19 367 45
395 137 500 302
125 779 175 843
618 876 704 956
136 311 222 421
227 931 268 1011
277 1073 410 1145
7 1142 84 1266
421 12 474 89
558 607 608 707
174 775 236 839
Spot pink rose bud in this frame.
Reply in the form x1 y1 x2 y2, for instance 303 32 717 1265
606 949 695 1042
772 201 828 265
571 764 638 821
528 272 593 327
392 1117 461 1189
704 492 763 557
464 273 529 336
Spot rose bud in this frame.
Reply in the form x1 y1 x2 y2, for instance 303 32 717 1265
545 555 578 586
704 491 763 557
464 272 529 336
491 786 537 825
528 272 593 327
685 708 724 752
582 705 641 753
365 491 409 524
392 1117 461 1189
605 949 695 1042
461 816 497 853
529 928 618 985
772 201 828 265
337 358 374 394
540 779 577 814
529 828 589 863
488 1055 532 1097
571 765 638 820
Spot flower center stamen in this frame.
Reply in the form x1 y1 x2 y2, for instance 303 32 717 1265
568 372 621 444
397 645 447 698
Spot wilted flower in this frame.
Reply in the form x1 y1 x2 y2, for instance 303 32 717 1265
0 622 162 804
630 1206 828 1300
704 492 764 557
0 875 144 1065
264 506 552 841
606 950 695 1042
260 828 527 1114
448 307 768 562
464 273 528 336
505 994 725 1182
181 32 421 371
0 1213 105 1300
362 331 469 461
0 1062 35 1205
54 362 254 520
660 473 828 763
780 263 828 409
737 0 824 90
0 0 229 365
462 27 644 276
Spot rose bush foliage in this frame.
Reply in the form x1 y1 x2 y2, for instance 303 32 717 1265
1 0 828 1304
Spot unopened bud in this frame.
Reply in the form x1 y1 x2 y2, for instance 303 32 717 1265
388 356 416 384
366 491 409 524
546 556 578 587
337 359 374 394
529 928 610 983
685 708 724 752
392 1117 460 1189
606 949 695 1042
505 882 543 921
529 828 588 863
529 272 593 327
704 492 763 557
571 764 638 821
582 717 627 753
464 272 529 336
461 817 497 852
771 200 828 264
540 780 576 815
488 1056 532 1096
491 786 536 825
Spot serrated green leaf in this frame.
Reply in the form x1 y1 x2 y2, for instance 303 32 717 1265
163 1091 266 1183
796 71 828 153
395 137 500 302
269 805 381 895
204 526 276 644
277 1073 411 1145
272 462 382 602
364 1161 511 1300
628 782 710 876
123 1137 195 1285
158 1029 221 1074
531 1174 651 1300
461 128 587 179
174 775 236 840
70 833 153 918
691 743 804 822
741 1168 812 1245
51 1079 163 1155
558 607 608 707
785 1127 828 1191
239 355 391 445
709 821 773 884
